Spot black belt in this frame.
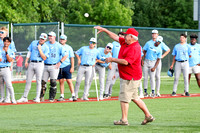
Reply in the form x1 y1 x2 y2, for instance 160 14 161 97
176 60 187 62
45 63 57 66
31 60 43 63
82 64 90 66
0 66 9 69
96 63 104 68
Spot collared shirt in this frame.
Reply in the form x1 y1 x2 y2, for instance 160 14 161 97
0 47 15 67
75 46 99 66
118 37 142 80
28 40 49 61
60 44 75 68
44 41 67 64
172 43 191 61
112 41 121 58
189 43 200 67
96 47 112 68
143 41 162 61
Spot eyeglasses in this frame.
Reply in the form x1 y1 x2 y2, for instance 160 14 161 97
107 46 112 49
89 42 96 44
0 31 5 34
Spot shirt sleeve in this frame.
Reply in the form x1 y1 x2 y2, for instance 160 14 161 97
75 47 83 56
124 46 140 65
161 42 170 51
172 46 176 56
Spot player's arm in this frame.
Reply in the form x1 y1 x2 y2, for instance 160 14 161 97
75 54 81 66
141 50 146 66
5 52 13 63
94 26 119 42
151 58 161 72
108 63 112 70
38 45 47 60
170 56 176 69
105 57 128 65
70 57 74 73
162 49 170 59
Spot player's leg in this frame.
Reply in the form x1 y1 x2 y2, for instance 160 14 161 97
83 66 93 100
182 62 189 96
40 66 49 101
108 68 119 97
88 66 95 92
0 76 5 102
155 60 161 96
57 68 65 101
143 60 149 97
172 62 181 95
74 66 85 98
138 81 144 98
188 66 192 84
149 61 156 97
98 66 105 99
193 65 200 88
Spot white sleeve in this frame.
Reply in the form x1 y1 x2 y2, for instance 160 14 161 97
26 51 31 58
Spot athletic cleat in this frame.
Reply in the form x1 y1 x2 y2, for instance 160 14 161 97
73 96 77 101
103 94 109 99
139 93 144 98
12 100 17 104
185 92 190 96
99 96 104 100
17 97 28 103
0 98 5 103
4 98 11 103
33 98 40 103
108 94 112 99
49 98 54 102
156 92 161 97
171 91 176 96
144 92 148 97
40 97 45 102
150 93 155 98
57 96 65 101
81 96 89 101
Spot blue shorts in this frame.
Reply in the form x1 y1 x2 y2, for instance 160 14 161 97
57 65 72 79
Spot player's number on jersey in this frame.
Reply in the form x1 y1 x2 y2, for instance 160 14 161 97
51 53 56 58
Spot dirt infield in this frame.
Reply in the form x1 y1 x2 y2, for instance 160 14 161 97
1 93 200 106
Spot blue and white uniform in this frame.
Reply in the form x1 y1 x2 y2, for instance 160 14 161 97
172 43 191 93
189 43 200 74
88 47 112 99
20 40 49 101
104 41 121 96
74 46 99 99
143 42 162 93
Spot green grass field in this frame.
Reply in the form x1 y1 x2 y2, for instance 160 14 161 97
0 75 200 132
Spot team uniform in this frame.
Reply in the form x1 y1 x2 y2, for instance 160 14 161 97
143 41 162 97
0 47 16 104
17 40 49 103
104 41 121 98
40 41 67 101
171 43 191 95
88 47 112 100
188 43 200 74
74 46 99 100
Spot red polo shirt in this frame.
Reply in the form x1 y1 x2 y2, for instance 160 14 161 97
118 37 142 80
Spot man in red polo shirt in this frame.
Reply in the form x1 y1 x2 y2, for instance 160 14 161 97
94 26 155 126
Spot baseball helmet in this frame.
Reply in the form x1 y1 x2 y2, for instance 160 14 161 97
167 69 174 77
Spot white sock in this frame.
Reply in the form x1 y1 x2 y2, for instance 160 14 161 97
61 94 64 98
72 93 75 96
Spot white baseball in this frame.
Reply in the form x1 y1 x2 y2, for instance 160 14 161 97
84 13 89 17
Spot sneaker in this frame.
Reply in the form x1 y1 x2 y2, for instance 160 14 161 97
139 93 144 98
108 94 111 99
150 93 155 98
40 97 45 102
0 98 5 103
156 92 161 97
4 98 11 103
33 98 40 103
12 99 17 104
81 96 89 101
114 119 129 126
99 96 104 100
17 97 28 103
185 92 190 96
171 92 176 96
73 96 77 101
57 97 65 101
103 94 109 99
144 92 148 97
141 115 155 125
49 98 54 102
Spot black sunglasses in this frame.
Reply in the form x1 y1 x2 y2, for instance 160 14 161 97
107 46 112 49
89 42 96 44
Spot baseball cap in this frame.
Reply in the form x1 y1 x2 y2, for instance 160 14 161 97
89 37 97 43
106 43 113 49
60 35 67 40
152 30 158 34
167 69 174 77
48 31 56 37
124 28 139 37
39 33 47 40
156 36 163 43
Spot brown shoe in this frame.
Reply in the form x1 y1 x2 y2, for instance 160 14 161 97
141 115 155 125
114 119 129 126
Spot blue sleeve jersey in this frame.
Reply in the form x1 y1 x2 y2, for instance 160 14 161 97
75 46 99 66
112 41 121 58
97 47 112 67
143 40 162 61
172 43 191 61
189 43 200 67
60 44 75 68
44 41 67 64
0 47 15 67
159 42 170 53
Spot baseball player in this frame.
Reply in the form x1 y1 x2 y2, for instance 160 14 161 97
103 32 124 98
88 43 112 100
0 37 16 104
188 34 200 88
170 33 191 96
142 36 163 98
40 31 68 102
0 27 17 103
74 37 99 101
17 33 49 103
57 35 76 101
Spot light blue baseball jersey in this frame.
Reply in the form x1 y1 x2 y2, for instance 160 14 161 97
60 44 75 68
112 41 121 58
0 39 16 53
75 46 99 66
143 41 162 60
28 40 49 61
189 43 200 67
145 40 169 54
172 43 191 61
141 46 143 57
0 47 15 67
97 47 112 67
44 41 67 64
